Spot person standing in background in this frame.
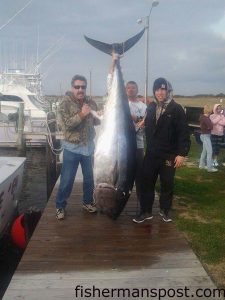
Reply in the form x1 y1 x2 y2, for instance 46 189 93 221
108 53 146 205
199 105 217 172
210 104 225 167
126 81 147 204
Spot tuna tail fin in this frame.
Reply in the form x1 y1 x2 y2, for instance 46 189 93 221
84 28 145 55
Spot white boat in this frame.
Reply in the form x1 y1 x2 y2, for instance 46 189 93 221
0 71 48 147
0 157 26 240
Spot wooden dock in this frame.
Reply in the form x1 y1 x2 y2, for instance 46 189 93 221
3 178 223 299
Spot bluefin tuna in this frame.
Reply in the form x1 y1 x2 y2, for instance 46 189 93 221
85 30 144 219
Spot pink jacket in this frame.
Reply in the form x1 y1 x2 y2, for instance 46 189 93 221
210 104 225 136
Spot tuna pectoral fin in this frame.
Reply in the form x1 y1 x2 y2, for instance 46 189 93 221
84 28 145 56
93 184 131 220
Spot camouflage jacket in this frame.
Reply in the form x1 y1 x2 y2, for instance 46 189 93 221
58 91 100 144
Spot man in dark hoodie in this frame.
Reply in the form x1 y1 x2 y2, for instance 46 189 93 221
55 74 100 220
133 78 190 223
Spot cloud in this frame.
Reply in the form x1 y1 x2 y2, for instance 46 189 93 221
211 14 225 40
0 0 225 95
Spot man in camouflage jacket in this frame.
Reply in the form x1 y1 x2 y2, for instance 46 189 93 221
55 74 100 220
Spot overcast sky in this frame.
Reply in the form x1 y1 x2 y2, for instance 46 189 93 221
0 0 225 96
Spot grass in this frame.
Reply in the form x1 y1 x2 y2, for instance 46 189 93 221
174 96 224 108
92 95 224 110
173 136 225 287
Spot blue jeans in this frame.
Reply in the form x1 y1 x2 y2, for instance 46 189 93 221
199 134 213 170
55 149 94 209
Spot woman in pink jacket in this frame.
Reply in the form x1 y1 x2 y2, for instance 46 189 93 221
210 104 225 167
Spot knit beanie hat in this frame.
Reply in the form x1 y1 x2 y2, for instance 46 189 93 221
153 78 168 94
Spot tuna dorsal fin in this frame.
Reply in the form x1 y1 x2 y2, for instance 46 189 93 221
84 28 145 56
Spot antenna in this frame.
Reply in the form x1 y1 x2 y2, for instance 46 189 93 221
23 41 27 72
33 35 65 73
89 69 92 99
59 82 63 96
36 25 40 74
0 41 2 73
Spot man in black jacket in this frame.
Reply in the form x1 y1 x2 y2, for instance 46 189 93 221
133 78 191 223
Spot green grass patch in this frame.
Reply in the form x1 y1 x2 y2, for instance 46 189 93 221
174 96 223 108
176 219 225 263
174 136 225 264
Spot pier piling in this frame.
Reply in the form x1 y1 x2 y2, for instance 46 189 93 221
16 103 25 154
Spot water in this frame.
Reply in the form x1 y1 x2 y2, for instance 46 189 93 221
0 147 47 299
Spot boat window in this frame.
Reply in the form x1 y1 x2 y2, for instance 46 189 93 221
0 95 23 102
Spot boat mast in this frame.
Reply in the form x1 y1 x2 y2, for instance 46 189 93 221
36 25 40 75
89 69 92 100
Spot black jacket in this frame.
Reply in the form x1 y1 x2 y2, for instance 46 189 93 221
145 100 191 158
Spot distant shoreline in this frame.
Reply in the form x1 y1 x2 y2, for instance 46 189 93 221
44 94 225 109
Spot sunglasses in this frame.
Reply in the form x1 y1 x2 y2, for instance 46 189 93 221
73 85 86 90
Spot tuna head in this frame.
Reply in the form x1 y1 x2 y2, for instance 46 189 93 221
93 60 137 219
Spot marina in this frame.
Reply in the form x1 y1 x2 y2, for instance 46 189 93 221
0 70 48 148
3 180 223 299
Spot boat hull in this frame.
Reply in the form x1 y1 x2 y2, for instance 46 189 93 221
0 157 26 240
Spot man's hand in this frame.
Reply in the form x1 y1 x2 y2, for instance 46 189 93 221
97 110 104 116
136 119 145 129
109 52 120 74
131 114 137 123
174 155 185 168
112 52 120 61
81 104 91 117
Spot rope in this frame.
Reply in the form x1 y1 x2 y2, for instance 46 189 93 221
120 42 125 58
45 111 63 156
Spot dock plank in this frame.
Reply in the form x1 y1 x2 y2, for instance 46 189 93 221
3 181 224 299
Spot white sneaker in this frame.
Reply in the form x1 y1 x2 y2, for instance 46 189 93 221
213 160 219 167
199 166 207 170
207 168 218 173
83 203 97 213
133 212 153 223
56 208 65 220
160 211 172 222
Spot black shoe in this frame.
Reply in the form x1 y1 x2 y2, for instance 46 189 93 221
161 211 172 222
163 214 172 222
159 209 164 217
132 212 153 223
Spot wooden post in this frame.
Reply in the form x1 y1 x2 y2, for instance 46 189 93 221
16 102 25 153
46 111 57 199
